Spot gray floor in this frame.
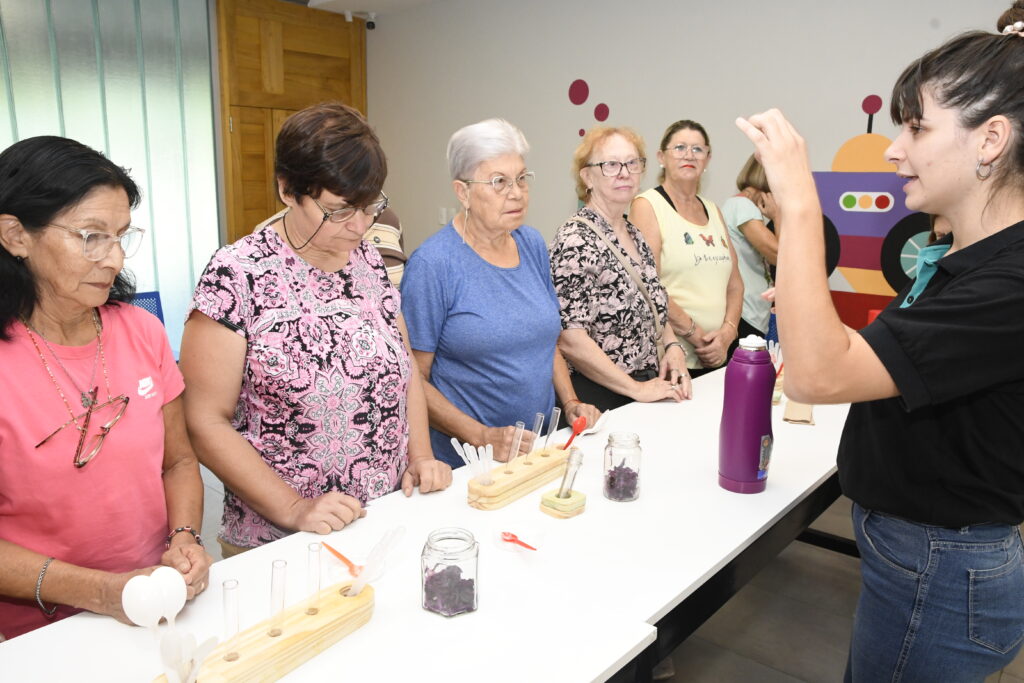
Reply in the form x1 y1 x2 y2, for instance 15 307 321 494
198 477 1024 682
667 498 1024 683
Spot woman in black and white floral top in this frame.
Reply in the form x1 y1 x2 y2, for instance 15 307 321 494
550 127 692 412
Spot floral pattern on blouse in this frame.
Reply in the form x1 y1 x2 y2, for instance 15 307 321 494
188 217 410 548
549 207 669 375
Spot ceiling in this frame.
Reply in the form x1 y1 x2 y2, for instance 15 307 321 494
307 0 439 17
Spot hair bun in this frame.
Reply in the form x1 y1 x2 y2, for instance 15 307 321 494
997 1 1024 31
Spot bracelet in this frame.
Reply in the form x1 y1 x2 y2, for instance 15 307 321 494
165 526 204 548
563 398 581 410
664 341 685 355
723 319 738 331
681 319 697 338
36 557 57 617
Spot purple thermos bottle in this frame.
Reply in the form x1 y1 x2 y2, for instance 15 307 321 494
719 335 775 493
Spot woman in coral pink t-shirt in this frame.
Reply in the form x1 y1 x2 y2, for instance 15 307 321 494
0 136 211 639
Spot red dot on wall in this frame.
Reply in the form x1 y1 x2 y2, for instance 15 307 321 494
875 194 891 209
594 103 609 122
569 79 589 105
862 95 883 116
579 128 585 137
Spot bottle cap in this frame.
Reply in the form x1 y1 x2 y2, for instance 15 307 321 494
738 334 767 351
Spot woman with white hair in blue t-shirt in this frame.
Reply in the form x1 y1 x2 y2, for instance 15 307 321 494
401 119 599 468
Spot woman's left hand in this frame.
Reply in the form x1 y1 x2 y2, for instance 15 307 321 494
402 457 453 496
565 399 602 431
659 345 693 399
160 540 213 600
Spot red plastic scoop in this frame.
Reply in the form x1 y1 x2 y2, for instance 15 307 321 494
501 532 537 551
561 415 587 450
323 541 362 577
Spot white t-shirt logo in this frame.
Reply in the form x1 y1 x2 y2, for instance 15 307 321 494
138 377 155 397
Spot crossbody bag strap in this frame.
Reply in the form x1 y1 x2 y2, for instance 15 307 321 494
576 216 665 352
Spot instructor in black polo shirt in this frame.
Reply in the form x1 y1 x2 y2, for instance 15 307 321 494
737 4 1024 681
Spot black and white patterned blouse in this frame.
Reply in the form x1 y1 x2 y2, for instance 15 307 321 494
549 207 669 375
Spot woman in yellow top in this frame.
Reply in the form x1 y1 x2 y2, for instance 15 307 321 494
631 120 744 377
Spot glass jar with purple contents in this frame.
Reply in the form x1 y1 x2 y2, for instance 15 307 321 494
604 432 641 501
421 527 478 617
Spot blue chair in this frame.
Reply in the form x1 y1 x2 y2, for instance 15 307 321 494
132 291 164 324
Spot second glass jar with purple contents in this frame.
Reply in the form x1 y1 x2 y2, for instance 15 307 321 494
421 527 478 617
604 432 641 501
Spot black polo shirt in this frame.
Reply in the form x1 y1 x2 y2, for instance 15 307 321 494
838 219 1024 527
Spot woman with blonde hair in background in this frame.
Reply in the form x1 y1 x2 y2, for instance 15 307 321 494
722 154 779 336
550 125 690 413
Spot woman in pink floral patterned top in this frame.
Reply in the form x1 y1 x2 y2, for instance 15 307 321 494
180 103 451 556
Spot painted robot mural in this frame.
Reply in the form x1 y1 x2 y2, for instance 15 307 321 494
818 95 931 328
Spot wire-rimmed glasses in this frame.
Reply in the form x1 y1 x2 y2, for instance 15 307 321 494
461 171 535 194
585 158 647 176
665 144 709 159
311 192 389 223
35 390 130 468
47 224 145 261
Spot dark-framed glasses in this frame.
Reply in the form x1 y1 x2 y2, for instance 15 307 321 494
312 192 389 223
585 158 647 176
47 223 145 261
461 171 535 194
36 390 130 468
665 144 708 159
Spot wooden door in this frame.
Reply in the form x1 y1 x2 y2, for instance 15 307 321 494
218 0 367 243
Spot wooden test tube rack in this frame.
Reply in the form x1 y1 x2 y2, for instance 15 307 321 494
467 447 569 511
187 581 373 682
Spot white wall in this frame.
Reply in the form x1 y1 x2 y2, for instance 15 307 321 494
366 0 1009 250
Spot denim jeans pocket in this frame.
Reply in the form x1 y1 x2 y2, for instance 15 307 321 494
969 546 1024 654
859 509 926 577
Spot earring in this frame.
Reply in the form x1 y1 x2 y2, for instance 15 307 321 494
976 160 993 180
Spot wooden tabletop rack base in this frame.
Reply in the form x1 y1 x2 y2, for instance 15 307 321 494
539 489 586 518
467 447 569 511
193 581 373 682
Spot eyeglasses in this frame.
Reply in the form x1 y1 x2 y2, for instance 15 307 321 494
36 390 130 468
48 223 145 261
311 192 389 223
461 171 535 194
585 158 647 177
665 144 709 159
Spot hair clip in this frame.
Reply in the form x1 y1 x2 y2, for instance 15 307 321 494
1002 20 1024 36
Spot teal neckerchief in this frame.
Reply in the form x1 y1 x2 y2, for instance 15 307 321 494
900 242 952 308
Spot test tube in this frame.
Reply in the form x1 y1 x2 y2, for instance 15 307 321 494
543 406 561 453
268 559 287 637
504 421 525 474
222 579 240 662
558 447 585 498
306 542 322 615
525 412 544 464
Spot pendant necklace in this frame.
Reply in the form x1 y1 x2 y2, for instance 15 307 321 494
23 310 106 408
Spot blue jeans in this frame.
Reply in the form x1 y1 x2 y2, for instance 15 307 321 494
846 503 1024 682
